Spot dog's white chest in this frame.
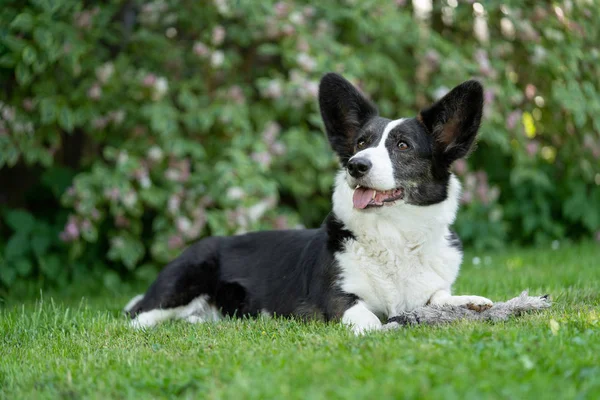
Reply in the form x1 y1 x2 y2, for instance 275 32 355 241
336 237 462 318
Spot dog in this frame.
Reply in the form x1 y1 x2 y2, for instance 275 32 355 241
124 73 493 334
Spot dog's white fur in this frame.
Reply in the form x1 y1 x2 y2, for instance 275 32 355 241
335 120 492 334
128 295 221 329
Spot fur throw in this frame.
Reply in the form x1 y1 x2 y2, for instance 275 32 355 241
384 291 551 329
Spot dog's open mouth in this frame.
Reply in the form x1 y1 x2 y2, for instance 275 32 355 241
352 186 404 209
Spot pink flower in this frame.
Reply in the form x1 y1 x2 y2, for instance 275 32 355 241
264 80 283 99
60 215 80 242
526 141 539 156
461 190 473 205
80 219 92 232
525 84 536 100
74 9 95 29
453 159 467 176
252 151 272 168
274 216 289 230
104 188 120 201
168 235 184 250
168 194 181 214
212 25 226 45
424 50 440 67
91 208 101 221
274 2 289 18
296 39 310 52
476 183 489 204
484 89 495 105
142 73 157 87
22 98 35 112
596 231 600 242
282 24 295 36
506 110 521 130
193 42 210 57
262 122 281 145
270 142 286 156
474 49 492 77
92 116 109 130
303 6 316 18
227 85 245 104
87 83 102 100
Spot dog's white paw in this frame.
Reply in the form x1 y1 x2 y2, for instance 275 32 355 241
462 296 493 312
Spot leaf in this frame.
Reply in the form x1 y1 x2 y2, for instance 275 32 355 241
107 234 145 270
31 235 51 257
58 106 75 132
10 13 35 32
38 254 61 279
14 258 33 276
0 54 17 67
15 63 32 86
102 270 121 290
39 97 57 124
22 46 38 65
0 264 17 286
4 209 36 233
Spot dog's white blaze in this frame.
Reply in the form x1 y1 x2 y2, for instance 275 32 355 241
130 295 221 329
348 118 405 190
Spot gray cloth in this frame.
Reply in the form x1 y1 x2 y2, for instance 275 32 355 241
384 291 551 329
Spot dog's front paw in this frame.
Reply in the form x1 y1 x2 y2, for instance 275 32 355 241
463 296 493 312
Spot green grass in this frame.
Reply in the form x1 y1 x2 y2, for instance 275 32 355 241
1 242 599 399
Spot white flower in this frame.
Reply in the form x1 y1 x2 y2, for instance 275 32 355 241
152 77 169 100
226 187 246 201
96 62 114 84
148 146 164 161
296 53 316 71
211 50 225 67
214 0 229 14
212 25 226 46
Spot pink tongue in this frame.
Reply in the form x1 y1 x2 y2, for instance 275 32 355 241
353 187 376 209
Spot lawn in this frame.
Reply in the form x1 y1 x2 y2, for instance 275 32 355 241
1 242 599 399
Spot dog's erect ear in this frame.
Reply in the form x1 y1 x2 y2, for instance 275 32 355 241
418 80 483 170
319 73 378 165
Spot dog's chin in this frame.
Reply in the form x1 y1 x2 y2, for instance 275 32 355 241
347 182 405 211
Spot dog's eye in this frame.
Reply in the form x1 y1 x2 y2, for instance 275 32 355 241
357 140 366 149
398 141 410 150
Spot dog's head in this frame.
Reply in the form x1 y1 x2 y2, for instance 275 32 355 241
319 73 483 210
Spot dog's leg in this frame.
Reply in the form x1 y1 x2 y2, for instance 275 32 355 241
342 300 382 335
429 289 493 312
126 238 224 329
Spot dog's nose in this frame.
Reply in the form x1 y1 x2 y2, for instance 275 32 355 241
347 157 372 178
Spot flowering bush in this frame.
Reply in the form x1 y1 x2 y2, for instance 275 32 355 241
1 0 599 289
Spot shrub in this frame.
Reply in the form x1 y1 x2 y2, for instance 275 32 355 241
1 0 599 290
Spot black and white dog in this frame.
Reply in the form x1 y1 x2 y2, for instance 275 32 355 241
125 73 492 333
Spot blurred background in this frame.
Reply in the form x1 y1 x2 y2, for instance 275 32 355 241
0 0 598 293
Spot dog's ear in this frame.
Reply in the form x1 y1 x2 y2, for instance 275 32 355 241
319 73 378 165
418 80 483 172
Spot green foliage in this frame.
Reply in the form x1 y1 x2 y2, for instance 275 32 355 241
1 1 599 289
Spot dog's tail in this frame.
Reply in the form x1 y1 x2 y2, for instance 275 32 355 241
123 294 145 318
